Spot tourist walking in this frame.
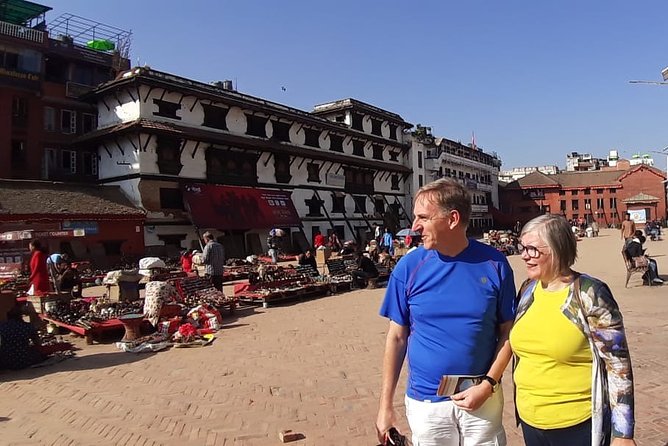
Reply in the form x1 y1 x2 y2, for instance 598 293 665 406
620 213 635 245
376 178 516 446
512 214 636 446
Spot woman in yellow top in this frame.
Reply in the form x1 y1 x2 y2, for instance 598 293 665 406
510 214 636 446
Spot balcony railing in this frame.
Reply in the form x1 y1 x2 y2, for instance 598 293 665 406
0 21 46 43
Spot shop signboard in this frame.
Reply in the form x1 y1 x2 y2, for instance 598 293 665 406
62 221 99 235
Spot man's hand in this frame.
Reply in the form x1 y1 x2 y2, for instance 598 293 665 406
611 438 636 446
375 407 397 444
451 382 493 411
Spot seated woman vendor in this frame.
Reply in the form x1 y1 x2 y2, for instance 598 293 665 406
0 306 46 370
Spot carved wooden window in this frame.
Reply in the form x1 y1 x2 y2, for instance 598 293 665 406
156 135 183 175
353 196 367 213
304 128 320 148
351 113 363 131
153 99 181 120
202 104 228 130
372 144 384 161
352 140 365 157
371 119 382 136
306 162 321 183
274 154 291 183
245 114 267 137
329 134 344 152
331 193 345 213
271 120 291 142
391 174 400 191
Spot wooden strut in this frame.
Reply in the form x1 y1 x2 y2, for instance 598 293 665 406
178 138 187 156
288 156 298 168
190 141 201 158
127 135 139 152
142 134 153 152
143 86 155 103
102 142 112 158
126 88 136 102
158 88 167 102
313 189 337 236
297 157 307 170
135 85 141 103
113 138 125 156
263 152 274 167
189 97 202 113
325 162 336 176
112 91 123 107
100 97 111 112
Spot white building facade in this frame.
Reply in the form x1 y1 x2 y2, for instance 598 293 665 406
77 68 413 258
498 165 560 183
408 126 502 233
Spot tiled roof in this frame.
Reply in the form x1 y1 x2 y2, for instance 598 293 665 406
553 170 623 188
623 192 661 203
0 180 145 217
506 171 559 188
507 169 626 189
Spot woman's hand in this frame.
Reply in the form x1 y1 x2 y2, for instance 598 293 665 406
451 382 493 411
611 438 636 446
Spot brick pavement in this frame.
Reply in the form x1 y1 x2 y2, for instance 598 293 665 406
0 229 666 445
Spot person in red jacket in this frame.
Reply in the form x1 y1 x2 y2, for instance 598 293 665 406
180 249 194 274
28 239 51 295
313 231 326 249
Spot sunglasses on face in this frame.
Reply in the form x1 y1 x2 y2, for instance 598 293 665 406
517 243 548 259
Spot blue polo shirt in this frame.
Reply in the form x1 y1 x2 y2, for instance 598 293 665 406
379 240 516 402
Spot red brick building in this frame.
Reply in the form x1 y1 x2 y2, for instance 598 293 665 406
0 180 145 267
0 1 130 182
499 164 666 227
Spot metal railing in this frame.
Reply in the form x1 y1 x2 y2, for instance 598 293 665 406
0 21 45 43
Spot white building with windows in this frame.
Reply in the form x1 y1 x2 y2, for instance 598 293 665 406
498 165 559 183
77 68 413 258
408 126 502 232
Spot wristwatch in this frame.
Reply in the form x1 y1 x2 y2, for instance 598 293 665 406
482 375 499 393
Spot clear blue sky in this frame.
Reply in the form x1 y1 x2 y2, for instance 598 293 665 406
46 1 668 170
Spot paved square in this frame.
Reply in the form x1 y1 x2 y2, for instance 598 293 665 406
1 229 666 445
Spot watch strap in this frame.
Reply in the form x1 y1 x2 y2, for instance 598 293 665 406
482 375 498 392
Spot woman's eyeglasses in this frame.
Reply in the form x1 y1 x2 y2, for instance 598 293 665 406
517 243 548 259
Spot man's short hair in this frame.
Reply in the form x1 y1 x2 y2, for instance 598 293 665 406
415 178 472 226
202 231 214 241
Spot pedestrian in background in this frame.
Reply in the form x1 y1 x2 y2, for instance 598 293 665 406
201 232 225 291
28 239 50 295
620 213 635 245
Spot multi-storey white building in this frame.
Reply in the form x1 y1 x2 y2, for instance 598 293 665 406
498 165 560 183
408 126 502 232
77 68 413 258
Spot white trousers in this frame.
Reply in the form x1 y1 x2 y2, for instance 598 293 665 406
405 388 506 446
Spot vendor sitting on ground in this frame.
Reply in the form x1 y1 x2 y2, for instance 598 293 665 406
0 306 46 370
352 251 379 288
143 276 179 328
297 250 318 272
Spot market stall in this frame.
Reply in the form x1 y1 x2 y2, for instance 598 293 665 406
234 265 329 308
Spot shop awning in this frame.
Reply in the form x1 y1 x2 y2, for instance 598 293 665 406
182 184 301 230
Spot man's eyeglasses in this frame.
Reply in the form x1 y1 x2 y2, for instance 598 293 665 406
517 243 548 259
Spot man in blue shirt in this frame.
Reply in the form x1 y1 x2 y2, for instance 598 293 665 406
376 179 516 446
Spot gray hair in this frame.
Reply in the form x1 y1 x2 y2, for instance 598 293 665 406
521 214 577 275
415 178 471 226
202 231 214 241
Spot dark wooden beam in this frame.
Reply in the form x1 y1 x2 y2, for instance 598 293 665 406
102 142 112 158
190 141 201 158
263 152 274 167
113 138 125 156
297 157 308 170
